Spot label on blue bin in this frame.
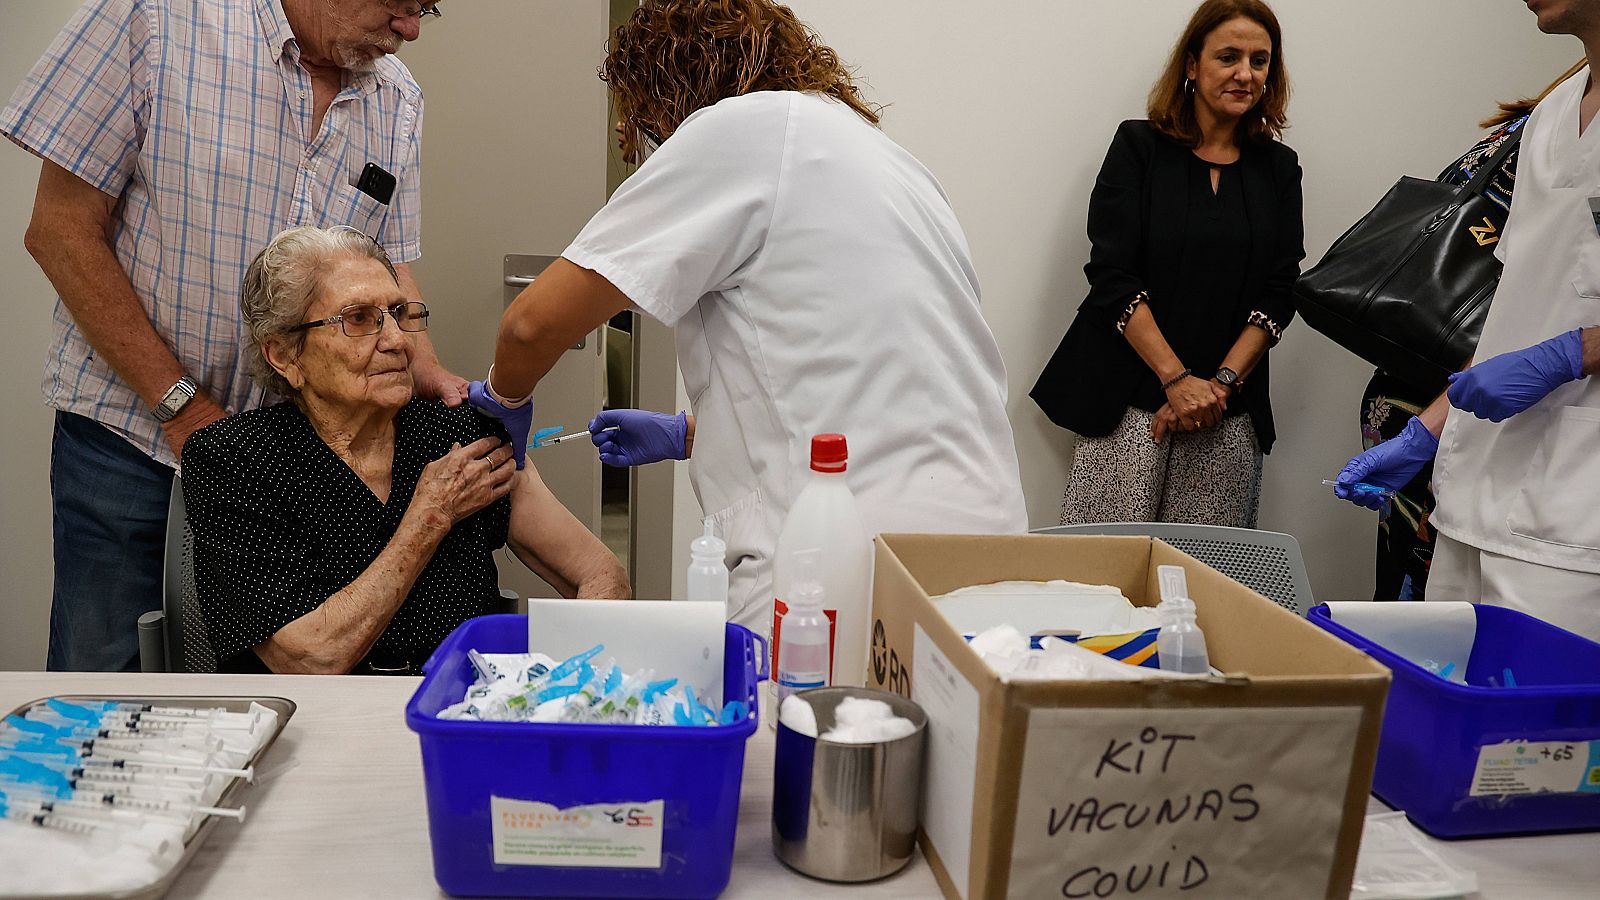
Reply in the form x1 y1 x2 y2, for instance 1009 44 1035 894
1470 739 1600 797
490 796 664 868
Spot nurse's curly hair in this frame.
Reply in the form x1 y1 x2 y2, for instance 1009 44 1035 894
602 0 879 163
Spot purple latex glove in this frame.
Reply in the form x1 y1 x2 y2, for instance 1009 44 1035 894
589 409 688 467
1335 416 1439 511
1447 329 1584 423
467 379 533 468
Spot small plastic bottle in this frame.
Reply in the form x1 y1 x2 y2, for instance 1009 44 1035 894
686 520 730 613
1155 565 1210 675
775 550 831 707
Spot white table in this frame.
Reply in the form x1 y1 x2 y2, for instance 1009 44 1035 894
0 672 939 899
0 672 1591 898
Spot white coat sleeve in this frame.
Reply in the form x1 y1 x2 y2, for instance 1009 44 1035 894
561 94 790 327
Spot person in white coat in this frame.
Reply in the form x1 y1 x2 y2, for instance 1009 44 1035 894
1336 0 1600 641
467 0 1027 628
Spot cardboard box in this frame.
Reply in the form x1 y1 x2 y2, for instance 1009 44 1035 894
868 534 1389 900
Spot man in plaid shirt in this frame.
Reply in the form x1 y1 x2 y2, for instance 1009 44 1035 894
2 0 460 671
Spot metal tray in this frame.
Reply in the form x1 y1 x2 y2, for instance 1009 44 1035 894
0 694 296 900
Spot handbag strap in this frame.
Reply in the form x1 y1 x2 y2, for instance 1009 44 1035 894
1457 122 1525 199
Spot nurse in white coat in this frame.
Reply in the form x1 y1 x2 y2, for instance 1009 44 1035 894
468 0 1027 628
1337 0 1600 641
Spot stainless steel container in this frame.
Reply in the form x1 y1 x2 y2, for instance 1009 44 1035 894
771 687 927 882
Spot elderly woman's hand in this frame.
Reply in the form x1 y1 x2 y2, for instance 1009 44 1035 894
408 436 517 532
1162 374 1226 432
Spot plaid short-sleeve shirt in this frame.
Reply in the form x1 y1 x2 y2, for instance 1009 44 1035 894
0 0 423 466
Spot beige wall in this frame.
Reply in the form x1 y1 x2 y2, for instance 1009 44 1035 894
785 0 1567 602
0 0 1577 669
0 1 78 670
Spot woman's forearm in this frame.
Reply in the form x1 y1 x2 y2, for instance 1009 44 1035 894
491 259 633 400
255 509 449 674
1121 304 1187 383
1219 326 1271 381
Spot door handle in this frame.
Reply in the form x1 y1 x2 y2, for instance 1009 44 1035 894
505 274 537 287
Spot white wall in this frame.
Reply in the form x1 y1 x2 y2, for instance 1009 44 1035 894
786 0 1570 602
0 2 78 670
0 0 1577 669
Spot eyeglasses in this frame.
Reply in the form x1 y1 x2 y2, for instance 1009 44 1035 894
288 301 429 337
386 2 442 23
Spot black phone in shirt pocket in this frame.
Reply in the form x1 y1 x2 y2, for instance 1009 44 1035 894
354 162 396 205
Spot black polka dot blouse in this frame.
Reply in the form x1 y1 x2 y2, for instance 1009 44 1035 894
181 400 511 674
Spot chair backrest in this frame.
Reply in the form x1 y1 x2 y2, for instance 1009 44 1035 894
1032 522 1315 616
162 476 218 673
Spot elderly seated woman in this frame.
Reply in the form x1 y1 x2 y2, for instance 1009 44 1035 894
182 225 630 675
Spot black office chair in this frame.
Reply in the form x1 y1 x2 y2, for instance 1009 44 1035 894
1031 522 1316 617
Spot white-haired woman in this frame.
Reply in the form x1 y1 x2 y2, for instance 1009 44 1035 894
182 226 629 675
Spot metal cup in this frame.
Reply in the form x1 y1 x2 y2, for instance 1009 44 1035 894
772 687 927 882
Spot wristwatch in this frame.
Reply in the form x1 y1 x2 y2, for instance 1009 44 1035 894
152 376 198 423
1214 367 1240 389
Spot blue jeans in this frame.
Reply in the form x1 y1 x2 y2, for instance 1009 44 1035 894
48 411 174 671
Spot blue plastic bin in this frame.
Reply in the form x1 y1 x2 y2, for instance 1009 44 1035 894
405 614 767 898
1309 603 1600 838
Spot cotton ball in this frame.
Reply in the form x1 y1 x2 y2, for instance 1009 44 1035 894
821 715 918 744
779 695 819 737
833 696 894 727
969 624 1029 657
819 724 865 743
872 716 917 741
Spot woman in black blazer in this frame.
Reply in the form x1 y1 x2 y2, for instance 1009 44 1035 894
1031 0 1303 528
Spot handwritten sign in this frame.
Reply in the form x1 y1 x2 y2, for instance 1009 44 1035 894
1471 738 1600 796
1007 706 1362 898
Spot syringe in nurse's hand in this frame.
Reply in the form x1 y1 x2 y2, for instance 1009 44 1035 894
1321 479 1396 501
527 424 619 449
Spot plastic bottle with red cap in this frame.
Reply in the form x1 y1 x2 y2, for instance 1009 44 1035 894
767 434 873 725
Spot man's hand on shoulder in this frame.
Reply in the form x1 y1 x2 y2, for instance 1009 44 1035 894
412 355 469 408
163 394 228 462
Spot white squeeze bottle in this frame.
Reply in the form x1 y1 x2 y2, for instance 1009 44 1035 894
768 434 873 724
775 549 830 706
1156 564 1210 675
686 520 730 613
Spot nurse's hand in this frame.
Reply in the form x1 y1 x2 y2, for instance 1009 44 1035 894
467 379 534 469
1333 416 1439 511
1447 329 1584 422
589 409 690 467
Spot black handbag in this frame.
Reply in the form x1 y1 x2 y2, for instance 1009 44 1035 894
1292 127 1522 394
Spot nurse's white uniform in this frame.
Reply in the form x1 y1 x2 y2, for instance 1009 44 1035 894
563 91 1028 628
1430 67 1600 639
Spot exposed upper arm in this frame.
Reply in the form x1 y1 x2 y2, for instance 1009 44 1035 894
506 462 628 598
